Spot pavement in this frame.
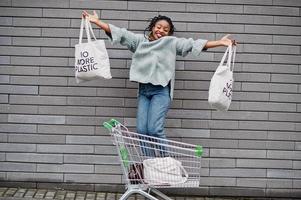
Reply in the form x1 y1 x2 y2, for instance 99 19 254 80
0 187 293 200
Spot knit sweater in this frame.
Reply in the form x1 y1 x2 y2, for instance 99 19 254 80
106 24 208 99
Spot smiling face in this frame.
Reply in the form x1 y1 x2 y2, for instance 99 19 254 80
150 20 171 40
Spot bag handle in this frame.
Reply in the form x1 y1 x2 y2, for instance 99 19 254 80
219 44 236 72
79 17 97 44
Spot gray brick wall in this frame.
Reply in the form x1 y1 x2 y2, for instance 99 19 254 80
0 0 300 198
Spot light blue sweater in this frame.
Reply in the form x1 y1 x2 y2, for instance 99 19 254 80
107 24 208 99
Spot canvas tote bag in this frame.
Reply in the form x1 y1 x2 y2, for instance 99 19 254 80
74 18 112 83
143 157 188 185
208 45 236 111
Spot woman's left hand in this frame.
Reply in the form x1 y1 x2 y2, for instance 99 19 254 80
220 34 237 46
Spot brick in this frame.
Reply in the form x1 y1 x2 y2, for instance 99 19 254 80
166 128 210 138
187 3 243 13
0 143 36 152
13 17 70 27
66 116 107 126
68 78 126 88
0 27 41 37
38 124 94 135
8 114 65 124
6 153 63 163
65 174 121 184
0 124 36 133
167 109 211 119
271 74 301 84
216 0 272 5
0 7 42 17
240 102 296 112
213 110 268 121
244 44 300 55
293 180 301 189
0 104 38 114
244 5 299 16
274 16 301 26
40 67 72 77
0 46 40 56
0 37 11 45
270 93 301 103
64 154 118 165
0 0 11 6
266 141 295 150
41 47 73 57
37 144 94 154
217 14 273 24
273 35 301 45
13 37 69 47
37 164 93 173
0 114 7 122
95 165 121 174
0 95 8 103
7 172 63 182
11 56 68 66
0 75 9 84
0 66 39 75
268 179 293 188
269 112 301 122
182 100 212 110
10 95 67 105
0 17 12 25
272 55 301 65
181 119 209 129
0 162 36 172
239 121 295 131
0 153 5 161
237 159 292 169
66 135 112 145
187 23 244 33
185 138 238 148
12 0 69 7
199 177 236 186
128 1 185 12
210 168 266 177
96 88 136 98
237 178 267 188
10 76 68 86
234 53 272 63
40 86 96 96
0 56 10 64
245 24 301 36
210 149 266 159
8 133 65 144
268 150 301 160
242 63 299 74
70 0 127 9
238 140 267 149
42 27 83 38
211 130 267 140
39 105 95 116
209 158 235 168
273 0 301 6
163 13 217 23
268 131 301 141
267 169 299 179
0 85 38 94
67 97 124 107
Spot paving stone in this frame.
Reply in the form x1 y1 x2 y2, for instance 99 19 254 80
105 193 116 200
24 189 37 198
55 190 67 200
13 188 27 198
0 188 7 197
45 190 56 199
4 188 18 197
86 192 96 200
96 192 106 200
34 189 47 198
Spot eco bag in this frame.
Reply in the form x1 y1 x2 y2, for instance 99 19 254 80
74 18 112 83
208 45 236 111
143 157 188 185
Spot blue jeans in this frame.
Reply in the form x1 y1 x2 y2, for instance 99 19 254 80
136 83 171 157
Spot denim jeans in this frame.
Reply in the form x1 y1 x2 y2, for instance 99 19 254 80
136 83 171 157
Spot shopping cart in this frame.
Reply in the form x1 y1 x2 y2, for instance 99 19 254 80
103 119 203 200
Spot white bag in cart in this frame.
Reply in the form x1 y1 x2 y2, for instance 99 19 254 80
208 45 236 111
74 18 112 83
143 157 188 185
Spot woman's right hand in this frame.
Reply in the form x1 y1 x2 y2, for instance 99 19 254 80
82 10 99 24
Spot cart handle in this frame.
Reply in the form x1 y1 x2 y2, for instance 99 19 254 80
103 118 121 131
195 145 203 157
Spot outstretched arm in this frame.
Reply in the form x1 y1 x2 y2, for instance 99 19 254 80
82 10 111 33
205 34 237 49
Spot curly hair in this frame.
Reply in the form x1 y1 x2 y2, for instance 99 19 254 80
144 15 175 39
